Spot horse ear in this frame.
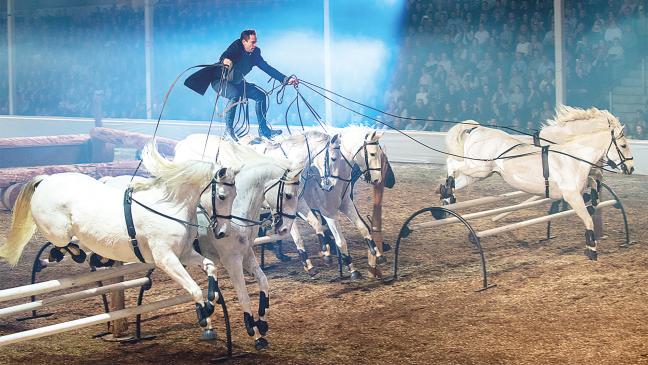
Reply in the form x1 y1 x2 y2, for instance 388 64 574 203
228 166 241 177
287 168 304 181
331 134 339 144
375 130 385 140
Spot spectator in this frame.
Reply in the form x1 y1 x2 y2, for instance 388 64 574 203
607 37 625 62
474 22 490 45
509 84 525 112
511 52 529 75
457 99 472 121
415 85 429 105
411 97 428 119
540 101 553 122
604 18 623 42
631 124 646 139
515 34 531 56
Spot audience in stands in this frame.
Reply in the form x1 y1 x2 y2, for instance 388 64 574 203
387 0 647 137
2 0 647 139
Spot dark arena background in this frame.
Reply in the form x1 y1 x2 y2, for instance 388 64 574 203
1 1 648 364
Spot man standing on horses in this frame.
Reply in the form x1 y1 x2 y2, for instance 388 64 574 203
214 29 299 140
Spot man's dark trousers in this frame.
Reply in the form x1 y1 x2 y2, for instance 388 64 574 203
217 80 270 136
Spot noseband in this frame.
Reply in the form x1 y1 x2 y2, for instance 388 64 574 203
605 128 633 173
199 174 236 236
264 169 300 230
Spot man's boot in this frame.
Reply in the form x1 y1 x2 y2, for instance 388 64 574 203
226 125 238 141
259 125 282 139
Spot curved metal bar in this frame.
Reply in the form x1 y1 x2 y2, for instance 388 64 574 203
599 182 630 247
544 200 564 241
133 269 155 341
17 242 54 321
87 265 111 315
390 206 492 290
544 183 629 247
217 287 233 359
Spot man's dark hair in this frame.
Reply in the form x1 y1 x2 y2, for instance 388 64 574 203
240 29 256 41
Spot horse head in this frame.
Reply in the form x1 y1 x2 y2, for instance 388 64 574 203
607 122 635 175
263 165 303 235
360 130 385 184
209 166 239 238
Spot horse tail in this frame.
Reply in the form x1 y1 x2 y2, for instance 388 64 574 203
0 175 46 266
446 120 480 158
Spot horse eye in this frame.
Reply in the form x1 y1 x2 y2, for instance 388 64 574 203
219 194 226 201
331 157 337 161
285 194 293 200
621 144 627 148
370 153 376 157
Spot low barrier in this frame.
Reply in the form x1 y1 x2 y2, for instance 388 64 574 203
391 182 629 290
0 258 234 360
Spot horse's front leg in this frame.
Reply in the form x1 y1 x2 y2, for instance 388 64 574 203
441 159 490 204
180 248 221 341
303 209 333 266
339 197 385 278
289 223 318 277
562 190 598 261
149 245 213 329
221 252 267 350
243 247 270 349
322 215 362 280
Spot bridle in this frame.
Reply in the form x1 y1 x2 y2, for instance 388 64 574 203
605 127 633 173
229 169 300 232
334 133 383 184
198 173 236 237
263 170 300 230
125 170 235 262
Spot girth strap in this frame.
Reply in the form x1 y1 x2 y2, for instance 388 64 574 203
533 131 541 147
123 187 147 263
541 145 550 198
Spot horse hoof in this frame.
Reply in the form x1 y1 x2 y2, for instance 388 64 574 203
322 256 333 266
275 253 292 262
48 248 64 263
196 304 208 327
376 255 387 265
204 301 215 316
200 329 217 341
382 242 392 252
71 250 87 264
307 266 319 278
585 249 598 261
368 266 383 279
256 319 269 335
350 271 363 280
255 337 269 351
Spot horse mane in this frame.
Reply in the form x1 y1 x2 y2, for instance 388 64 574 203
333 125 378 152
220 139 294 171
261 130 330 153
134 141 216 200
540 105 621 143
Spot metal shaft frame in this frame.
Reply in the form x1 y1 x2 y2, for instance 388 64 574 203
391 185 630 291
10 243 234 359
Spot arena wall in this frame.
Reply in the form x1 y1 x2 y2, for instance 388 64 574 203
2 115 647 175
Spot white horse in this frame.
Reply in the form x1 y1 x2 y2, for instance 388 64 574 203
0 142 238 330
242 131 335 275
175 136 302 350
443 106 634 260
243 127 389 279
